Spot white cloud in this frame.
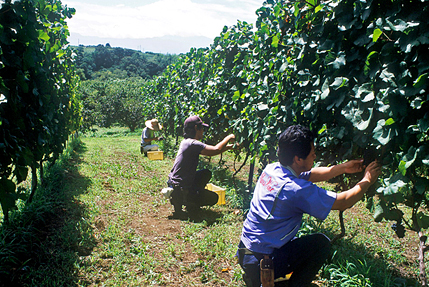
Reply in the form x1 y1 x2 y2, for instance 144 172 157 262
63 0 261 40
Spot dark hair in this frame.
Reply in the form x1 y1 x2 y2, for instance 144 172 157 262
277 125 315 166
183 123 203 139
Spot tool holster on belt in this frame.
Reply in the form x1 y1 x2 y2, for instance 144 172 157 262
260 254 274 287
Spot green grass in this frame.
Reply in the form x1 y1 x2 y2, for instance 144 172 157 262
0 127 423 286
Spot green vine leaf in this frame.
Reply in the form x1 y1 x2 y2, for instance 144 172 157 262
373 119 395 145
373 28 382 42
413 73 428 89
398 147 417 176
417 212 429 229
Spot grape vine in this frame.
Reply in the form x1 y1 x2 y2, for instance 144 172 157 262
0 0 80 222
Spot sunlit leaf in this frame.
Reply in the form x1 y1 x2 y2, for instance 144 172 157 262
321 79 330 100
373 203 384 222
413 73 429 89
373 28 382 42
328 54 346 70
272 35 279 48
385 118 395 126
38 30 50 41
398 146 417 175
373 119 395 145
232 91 240 101
330 77 349 90
279 62 288 73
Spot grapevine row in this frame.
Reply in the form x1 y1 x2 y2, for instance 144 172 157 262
0 0 80 222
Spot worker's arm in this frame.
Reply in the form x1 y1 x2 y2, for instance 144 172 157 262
309 159 364 183
331 161 381 211
144 136 162 142
200 134 235 157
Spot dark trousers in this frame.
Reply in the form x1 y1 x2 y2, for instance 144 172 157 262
169 169 218 212
237 233 331 287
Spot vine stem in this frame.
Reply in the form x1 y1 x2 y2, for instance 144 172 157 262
331 179 348 244
28 163 38 203
419 231 428 286
232 151 250 190
331 210 345 244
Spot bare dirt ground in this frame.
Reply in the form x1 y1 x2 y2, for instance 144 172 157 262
92 195 241 286
75 138 245 286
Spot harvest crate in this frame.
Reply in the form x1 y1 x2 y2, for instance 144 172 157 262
206 183 226 205
147 150 164 160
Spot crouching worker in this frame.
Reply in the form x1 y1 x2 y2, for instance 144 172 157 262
141 119 163 155
167 115 235 217
237 125 381 287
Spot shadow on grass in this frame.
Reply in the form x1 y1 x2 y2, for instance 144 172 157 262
0 139 95 287
188 208 223 225
167 208 223 226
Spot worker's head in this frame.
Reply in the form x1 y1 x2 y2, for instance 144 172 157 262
277 125 315 167
183 115 209 139
145 119 162 131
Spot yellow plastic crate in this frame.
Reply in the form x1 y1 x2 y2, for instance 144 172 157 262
147 151 164 160
206 183 226 205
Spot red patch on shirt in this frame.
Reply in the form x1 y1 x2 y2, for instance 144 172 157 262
259 172 278 193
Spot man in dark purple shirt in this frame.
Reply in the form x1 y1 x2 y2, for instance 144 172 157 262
168 115 235 217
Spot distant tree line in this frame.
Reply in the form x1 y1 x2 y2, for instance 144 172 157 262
74 44 178 132
72 44 178 80
77 77 149 132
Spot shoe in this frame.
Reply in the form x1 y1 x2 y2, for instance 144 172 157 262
161 187 174 199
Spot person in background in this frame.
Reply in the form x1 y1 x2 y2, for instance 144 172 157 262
167 115 236 217
237 125 381 287
141 119 163 155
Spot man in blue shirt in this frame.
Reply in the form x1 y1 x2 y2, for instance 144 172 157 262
238 125 381 286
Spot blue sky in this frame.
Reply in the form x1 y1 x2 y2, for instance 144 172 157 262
62 0 264 53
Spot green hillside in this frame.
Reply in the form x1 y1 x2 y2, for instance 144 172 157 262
71 44 179 80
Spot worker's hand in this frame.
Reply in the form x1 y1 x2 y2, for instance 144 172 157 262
232 142 241 150
158 136 164 141
227 134 236 143
363 161 382 185
343 159 364 174
226 143 234 150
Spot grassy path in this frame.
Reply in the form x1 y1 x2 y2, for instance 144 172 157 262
0 129 423 286
72 135 244 286
59 130 421 286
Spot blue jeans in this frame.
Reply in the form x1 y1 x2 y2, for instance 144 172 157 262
237 233 331 287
